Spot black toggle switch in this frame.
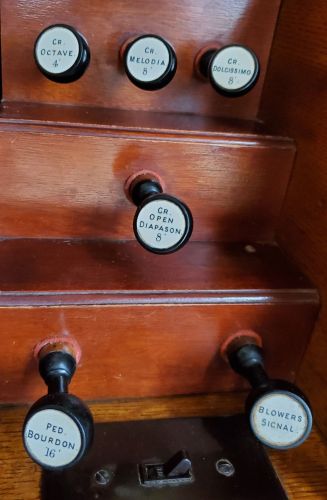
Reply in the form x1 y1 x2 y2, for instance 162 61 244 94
130 178 193 254
139 450 193 486
226 339 312 449
34 24 90 83
196 44 260 97
163 449 192 478
122 34 177 90
23 344 93 470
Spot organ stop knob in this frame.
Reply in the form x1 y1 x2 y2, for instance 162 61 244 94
196 44 260 97
130 177 193 254
225 335 312 449
34 24 90 83
122 34 177 90
23 343 93 469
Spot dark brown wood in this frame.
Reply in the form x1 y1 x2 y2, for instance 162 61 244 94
0 102 270 135
0 239 315 298
259 0 327 438
0 123 294 240
1 401 327 500
0 240 318 403
1 0 281 120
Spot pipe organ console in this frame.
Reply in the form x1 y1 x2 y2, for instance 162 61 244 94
0 0 326 498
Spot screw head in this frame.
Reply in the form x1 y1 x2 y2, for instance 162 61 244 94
94 469 111 486
216 458 235 477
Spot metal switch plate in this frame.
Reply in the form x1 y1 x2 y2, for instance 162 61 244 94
41 414 288 499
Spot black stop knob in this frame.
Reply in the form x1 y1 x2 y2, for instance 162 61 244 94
34 24 90 83
228 343 312 449
122 34 177 90
131 179 193 254
23 350 93 470
198 44 260 97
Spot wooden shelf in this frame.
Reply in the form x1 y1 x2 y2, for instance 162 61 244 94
0 239 316 306
0 240 318 403
0 102 292 141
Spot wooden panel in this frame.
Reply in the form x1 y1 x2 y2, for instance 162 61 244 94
0 240 317 403
0 240 314 299
1 0 281 120
259 1 327 436
0 302 317 404
1 401 327 500
0 124 294 240
0 102 267 135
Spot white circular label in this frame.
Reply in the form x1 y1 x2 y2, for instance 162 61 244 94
126 36 170 82
211 45 257 91
35 26 80 74
24 409 82 468
250 391 312 449
136 199 187 250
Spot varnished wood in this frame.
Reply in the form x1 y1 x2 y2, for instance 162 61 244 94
1 0 281 120
0 124 294 241
0 302 317 403
0 241 318 403
0 102 276 136
0 240 315 299
1 399 327 500
0 2 323 497
260 0 327 437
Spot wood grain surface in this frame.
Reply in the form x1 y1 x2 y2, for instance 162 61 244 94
260 0 327 437
1 398 327 500
0 101 274 135
0 239 314 298
1 0 281 120
0 240 318 403
0 124 294 241
0 2 325 497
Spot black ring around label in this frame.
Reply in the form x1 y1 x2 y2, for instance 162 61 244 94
34 24 90 83
133 193 193 254
123 34 177 91
208 44 260 97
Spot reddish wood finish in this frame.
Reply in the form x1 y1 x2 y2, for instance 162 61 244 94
0 102 269 135
1 0 281 120
0 0 319 422
0 240 318 403
0 240 314 298
260 0 327 437
0 124 294 240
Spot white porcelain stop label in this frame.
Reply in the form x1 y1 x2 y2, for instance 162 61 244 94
35 26 80 74
24 409 82 468
136 199 187 250
126 36 170 82
250 391 312 449
211 45 257 91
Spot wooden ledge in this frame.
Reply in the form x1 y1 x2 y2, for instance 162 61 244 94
0 103 294 147
0 240 318 307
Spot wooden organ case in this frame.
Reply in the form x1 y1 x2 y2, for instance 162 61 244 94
0 0 327 498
